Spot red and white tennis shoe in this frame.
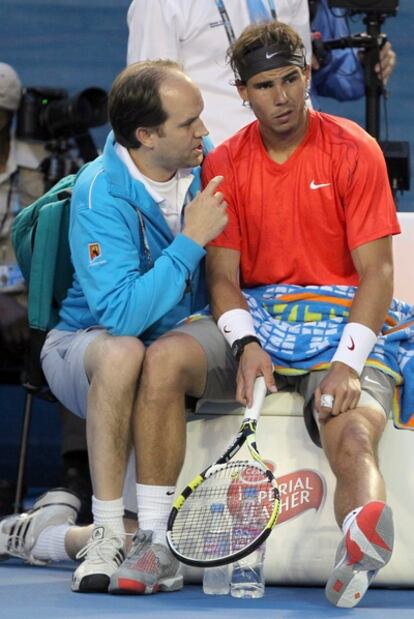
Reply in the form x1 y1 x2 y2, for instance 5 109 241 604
325 501 394 608
109 529 183 594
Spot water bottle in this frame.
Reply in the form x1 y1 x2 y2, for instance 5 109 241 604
230 543 266 598
229 484 266 598
202 502 230 595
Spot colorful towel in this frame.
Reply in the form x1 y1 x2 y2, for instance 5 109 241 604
191 284 414 430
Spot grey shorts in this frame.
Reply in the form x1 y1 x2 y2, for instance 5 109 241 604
173 317 395 445
41 327 105 419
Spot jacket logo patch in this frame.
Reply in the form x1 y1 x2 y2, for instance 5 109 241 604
88 243 101 262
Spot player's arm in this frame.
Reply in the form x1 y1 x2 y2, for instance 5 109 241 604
348 235 394 333
316 236 394 419
206 246 276 405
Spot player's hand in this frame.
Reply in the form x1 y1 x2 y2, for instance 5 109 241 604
236 344 276 407
314 361 361 421
182 176 228 247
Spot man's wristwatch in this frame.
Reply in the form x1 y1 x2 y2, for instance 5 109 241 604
231 335 262 361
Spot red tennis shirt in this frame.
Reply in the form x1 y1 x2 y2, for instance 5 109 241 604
203 110 400 287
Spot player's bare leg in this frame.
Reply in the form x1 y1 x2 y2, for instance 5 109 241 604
320 407 393 608
320 406 386 524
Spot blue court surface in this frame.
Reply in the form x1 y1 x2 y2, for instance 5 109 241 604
1 560 413 619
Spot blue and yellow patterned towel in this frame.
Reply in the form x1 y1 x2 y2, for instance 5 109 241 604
188 284 414 430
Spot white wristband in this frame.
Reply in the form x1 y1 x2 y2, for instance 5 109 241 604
217 308 256 347
331 322 378 376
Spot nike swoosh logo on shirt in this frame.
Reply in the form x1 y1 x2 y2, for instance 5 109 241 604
223 326 231 333
310 180 331 190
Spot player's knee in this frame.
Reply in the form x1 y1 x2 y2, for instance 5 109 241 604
144 335 199 384
92 336 145 383
333 422 377 471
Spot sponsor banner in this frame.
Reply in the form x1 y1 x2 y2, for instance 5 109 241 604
276 468 326 525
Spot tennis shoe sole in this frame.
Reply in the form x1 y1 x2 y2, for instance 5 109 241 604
325 501 394 608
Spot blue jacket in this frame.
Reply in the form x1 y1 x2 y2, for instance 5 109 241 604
57 132 207 344
311 0 364 103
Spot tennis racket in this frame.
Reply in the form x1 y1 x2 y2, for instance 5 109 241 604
166 376 280 567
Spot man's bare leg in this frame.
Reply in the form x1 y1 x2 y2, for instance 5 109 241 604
134 332 208 486
106 333 207 595
320 406 387 525
321 406 394 607
71 334 145 593
83 334 145 499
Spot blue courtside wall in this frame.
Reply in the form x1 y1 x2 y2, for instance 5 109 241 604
0 0 131 148
0 0 413 206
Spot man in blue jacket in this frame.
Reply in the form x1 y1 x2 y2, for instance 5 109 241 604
0 59 227 594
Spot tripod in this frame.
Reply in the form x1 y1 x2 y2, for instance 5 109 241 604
321 12 410 195
322 13 387 139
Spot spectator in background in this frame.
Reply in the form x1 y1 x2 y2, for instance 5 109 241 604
127 0 396 144
0 62 91 520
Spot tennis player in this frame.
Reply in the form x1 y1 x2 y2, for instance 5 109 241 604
132 21 400 608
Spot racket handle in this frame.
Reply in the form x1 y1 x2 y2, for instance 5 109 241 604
244 376 267 422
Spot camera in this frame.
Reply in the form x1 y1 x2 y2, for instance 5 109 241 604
16 86 108 142
328 1 398 15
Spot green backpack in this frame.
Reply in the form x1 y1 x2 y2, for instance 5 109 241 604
11 170 84 332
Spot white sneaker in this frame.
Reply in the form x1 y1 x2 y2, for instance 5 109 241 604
0 488 80 566
72 525 126 593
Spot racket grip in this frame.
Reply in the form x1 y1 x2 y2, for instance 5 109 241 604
244 376 267 422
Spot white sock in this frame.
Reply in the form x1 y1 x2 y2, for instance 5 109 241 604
92 496 125 536
32 523 71 562
136 483 175 546
342 506 363 535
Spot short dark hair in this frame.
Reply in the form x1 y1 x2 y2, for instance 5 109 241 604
109 59 182 149
228 21 305 83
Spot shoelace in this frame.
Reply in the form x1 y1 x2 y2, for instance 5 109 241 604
76 532 131 565
124 532 152 562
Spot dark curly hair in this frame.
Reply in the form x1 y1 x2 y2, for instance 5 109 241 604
227 21 305 83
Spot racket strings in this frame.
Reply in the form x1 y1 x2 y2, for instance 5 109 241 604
170 461 276 562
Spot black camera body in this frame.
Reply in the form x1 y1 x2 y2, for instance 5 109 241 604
328 0 398 15
16 86 108 142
